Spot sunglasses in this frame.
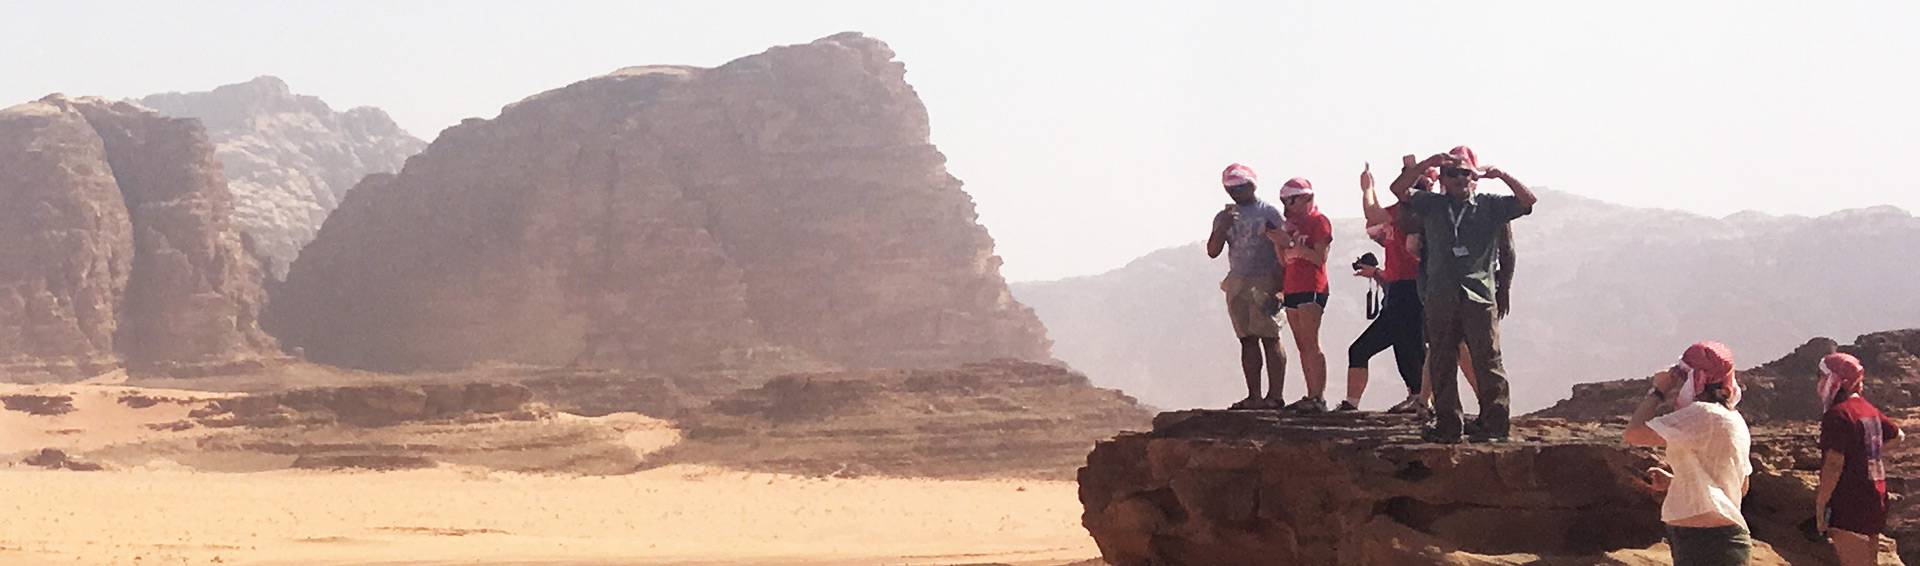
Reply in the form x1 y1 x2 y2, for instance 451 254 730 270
1441 167 1475 179
1281 195 1309 205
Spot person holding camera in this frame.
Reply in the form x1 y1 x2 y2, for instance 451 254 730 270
1625 341 1752 566
1208 163 1290 410
1266 177 1333 412
1813 352 1906 565
1389 145 1535 442
1343 162 1429 414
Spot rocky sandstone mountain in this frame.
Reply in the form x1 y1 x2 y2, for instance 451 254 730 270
1080 410 1905 565
137 77 426 279
1534 328 1920 424
1016 190 1920 411
0 95 276 380
269 33 1050 374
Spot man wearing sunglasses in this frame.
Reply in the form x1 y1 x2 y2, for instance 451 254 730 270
1388 146 1538 443
1209 163 1290 410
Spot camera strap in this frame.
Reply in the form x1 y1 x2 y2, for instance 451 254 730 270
1365 279 1382 320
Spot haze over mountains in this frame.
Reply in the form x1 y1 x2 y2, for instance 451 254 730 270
1014 189 1920 411
138 77 426 279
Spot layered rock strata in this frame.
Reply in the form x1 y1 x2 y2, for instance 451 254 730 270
269 33 1049 373
1079 410 1900 565
0 95 275 380
137 77 425 279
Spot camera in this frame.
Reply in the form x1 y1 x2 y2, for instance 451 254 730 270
1352 252 1379 272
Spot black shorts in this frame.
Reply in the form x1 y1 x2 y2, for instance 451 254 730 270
1282 292 1329 309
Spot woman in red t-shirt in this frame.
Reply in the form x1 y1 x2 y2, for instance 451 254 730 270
1266 177 1332 413
1814 352 1907 565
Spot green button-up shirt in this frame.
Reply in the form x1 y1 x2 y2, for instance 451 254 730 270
1404 190 1530 306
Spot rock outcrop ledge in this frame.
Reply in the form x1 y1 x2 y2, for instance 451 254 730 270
1079 410 1897 565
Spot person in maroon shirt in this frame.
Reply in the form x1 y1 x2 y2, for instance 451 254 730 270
1815 352 1907 565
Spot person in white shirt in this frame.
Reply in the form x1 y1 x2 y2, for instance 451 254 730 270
1624 341 1753 566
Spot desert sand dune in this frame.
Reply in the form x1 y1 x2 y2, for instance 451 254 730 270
0 466 1094 565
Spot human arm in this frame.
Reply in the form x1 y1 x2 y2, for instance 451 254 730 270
1361 163 1389 228
1815 449 1845 533
1482 167 1537 212
1207 207 1234 258
1495 225 1516 317
1389 153 1449 200
1625 370 1682 446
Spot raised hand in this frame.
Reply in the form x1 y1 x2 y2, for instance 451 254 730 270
1645 467 1673 492
1480 166 1506 181
1360 162 1374 192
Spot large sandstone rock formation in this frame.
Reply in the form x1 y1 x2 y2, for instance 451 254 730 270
1534 329 1920 424
138 77 426 279
1014 190 1920 412
1079 410 1901 565
269 33 1050 373
0 95 276 380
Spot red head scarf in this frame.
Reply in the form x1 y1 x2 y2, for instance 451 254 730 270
1817 352 1866 409
1222 163 1257 188
1674 341 1740 409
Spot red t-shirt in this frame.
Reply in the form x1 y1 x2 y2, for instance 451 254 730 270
1380 204 1421 283
1281 211 1332 294
1820 396 1901 534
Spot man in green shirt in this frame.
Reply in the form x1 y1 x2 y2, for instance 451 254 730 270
1389 146 1538 443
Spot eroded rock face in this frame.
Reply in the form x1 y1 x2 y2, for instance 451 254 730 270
660 360 1152 479
1534 329 1920 424
137 77 426 279
269 33 1049 373
1079 411 1895 565
0 95 275 380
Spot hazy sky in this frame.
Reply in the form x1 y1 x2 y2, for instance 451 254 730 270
6 1 1915 281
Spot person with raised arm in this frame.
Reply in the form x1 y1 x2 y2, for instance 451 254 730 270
1345 162 1428 414
1388 145 1536 442
1625 341 1753 566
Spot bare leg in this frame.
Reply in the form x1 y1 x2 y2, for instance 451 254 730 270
1831 528 1880 566
1262 336 1287 403
1238 337 1263 402
1287 304 1327 399
1346 367 1368 405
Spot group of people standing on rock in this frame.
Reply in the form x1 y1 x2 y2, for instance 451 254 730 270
1624 344 1901 565
1206 147 1904 565
1207 145 1533 443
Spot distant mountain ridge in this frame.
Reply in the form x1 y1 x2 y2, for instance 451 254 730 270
138 76 426 279
1013 189 1920 411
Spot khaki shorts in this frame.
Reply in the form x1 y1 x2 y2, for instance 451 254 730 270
1222 274 1283 338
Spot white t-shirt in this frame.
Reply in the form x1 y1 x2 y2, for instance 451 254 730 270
1646 402 1753 528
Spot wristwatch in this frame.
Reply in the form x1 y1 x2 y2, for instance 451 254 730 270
1647 388 1666 402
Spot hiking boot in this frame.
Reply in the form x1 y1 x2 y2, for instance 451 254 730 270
1283 396 1327 414
1468 431 1512 443
1385 395 1421 414
1334 400 1360 412
1467 421 1511 443
1419 427 1462 445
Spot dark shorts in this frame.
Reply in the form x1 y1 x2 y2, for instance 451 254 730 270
1667 524 1751 566
1282 292 1328 309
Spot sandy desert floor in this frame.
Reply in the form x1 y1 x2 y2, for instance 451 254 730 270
0 465 1096 565
0 381 1099 565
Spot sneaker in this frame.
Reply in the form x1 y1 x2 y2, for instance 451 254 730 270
1228 397 1263 410
1284 396 1327 414
1334 400 1360 412
1385 396 1420 414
